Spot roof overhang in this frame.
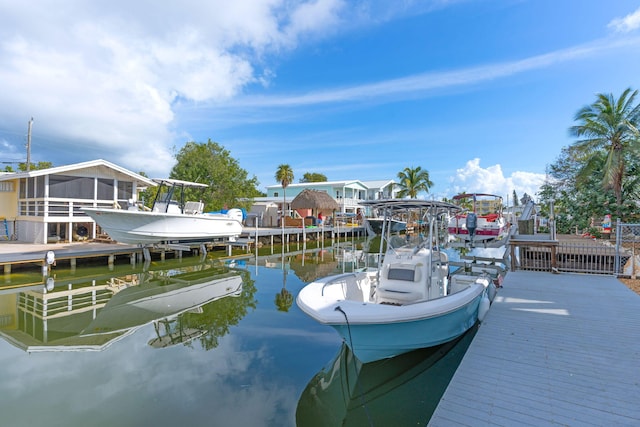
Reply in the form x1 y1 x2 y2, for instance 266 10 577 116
0 159 156 187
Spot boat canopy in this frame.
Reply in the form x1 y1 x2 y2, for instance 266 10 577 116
452 193 502 200
152 178 208 188
359 199 460 214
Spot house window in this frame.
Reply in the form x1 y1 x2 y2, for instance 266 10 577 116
274 192 279 197
118 181 133 200
97 178 114 200
19 178 26 198
0 182 14 192
50 175 95 199
35 176 44 198
27 178 35 198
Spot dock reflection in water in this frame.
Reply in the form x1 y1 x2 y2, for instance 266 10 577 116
296 323 479 427
0 261 255 352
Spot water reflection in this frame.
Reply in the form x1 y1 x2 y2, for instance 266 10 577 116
0 261 256 352
0 240 485 426
296 323 479 426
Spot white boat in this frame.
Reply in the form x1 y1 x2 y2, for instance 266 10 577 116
83 178 243 245
296 199 494 363
447 193 508 243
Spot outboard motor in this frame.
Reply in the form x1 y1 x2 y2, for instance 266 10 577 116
466 212 477 241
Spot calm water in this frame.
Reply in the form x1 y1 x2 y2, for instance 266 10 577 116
0 244 478 427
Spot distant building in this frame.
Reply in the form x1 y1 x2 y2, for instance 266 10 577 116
475 198 502 215
0 159 155 244
264 179 397 216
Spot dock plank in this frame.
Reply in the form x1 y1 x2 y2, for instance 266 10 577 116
428 270 640 426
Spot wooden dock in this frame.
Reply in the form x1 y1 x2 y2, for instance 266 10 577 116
0 241 210 275
239 224 366 246
0 223 367 275
428 270 640 426
0 242 143 274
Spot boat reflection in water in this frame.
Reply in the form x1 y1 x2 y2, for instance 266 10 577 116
0 261 255 352
81 267 243 337
296 323 478 427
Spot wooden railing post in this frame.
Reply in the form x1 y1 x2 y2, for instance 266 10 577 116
509 237 559 273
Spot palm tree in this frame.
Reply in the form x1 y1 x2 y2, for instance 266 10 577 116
275 267 294 312
569 88 640 217
275 164 294 224
395 166 434 198
275 288 294 312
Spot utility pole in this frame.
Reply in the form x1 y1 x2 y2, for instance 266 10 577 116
26 117 33 171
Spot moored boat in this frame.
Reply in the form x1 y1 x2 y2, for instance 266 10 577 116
83 178 243 245
296 199 494 363
447 193 508 243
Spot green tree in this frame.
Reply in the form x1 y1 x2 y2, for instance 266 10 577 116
299 172 327 183
169 140 261 211
512 190 519 206
540 148 639 233
2 162 53 172
18 161 53 171
275 164 294 218
569 88 640 217
395 166 433 198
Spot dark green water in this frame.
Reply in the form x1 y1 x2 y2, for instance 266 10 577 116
0 246 476 427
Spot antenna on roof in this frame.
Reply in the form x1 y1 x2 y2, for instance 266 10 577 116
26 117 33 172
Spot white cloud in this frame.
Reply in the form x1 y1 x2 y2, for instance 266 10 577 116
0 1 346 176
231 35 640 109
1 1 638 179
448 158 546 203
608 7 640 33
284 0 345 42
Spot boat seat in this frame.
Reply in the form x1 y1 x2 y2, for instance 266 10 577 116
343 273 371 302
184 201 204 215
376 263 426 304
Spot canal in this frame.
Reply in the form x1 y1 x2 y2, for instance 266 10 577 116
0 242 477 426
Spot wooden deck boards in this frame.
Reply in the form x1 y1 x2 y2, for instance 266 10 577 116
428 270 640 426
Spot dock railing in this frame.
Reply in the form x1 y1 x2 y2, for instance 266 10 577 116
509 221 640 276
509 234 619 275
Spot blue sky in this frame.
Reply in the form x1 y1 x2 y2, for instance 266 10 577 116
1 1 640 203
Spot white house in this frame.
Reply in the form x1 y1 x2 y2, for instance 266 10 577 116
0 159 155 244
265 179 397 216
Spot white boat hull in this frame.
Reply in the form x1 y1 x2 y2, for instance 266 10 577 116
296 271 486 363
83 208 243 244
